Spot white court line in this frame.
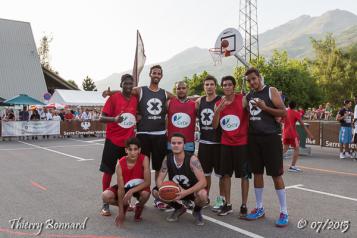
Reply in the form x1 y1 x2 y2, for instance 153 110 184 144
291 184 357 202
18 141 94 162
70 138 104 146
186 210 264 238
0 144 103 151
285 184 303 189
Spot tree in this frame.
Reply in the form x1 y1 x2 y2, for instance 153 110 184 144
67 80 78 89
82 76 97 91
38 34 53 70
310 34 357 107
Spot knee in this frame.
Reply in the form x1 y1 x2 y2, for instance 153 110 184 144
151 187 159 199
140 190 151 200
102 190 114 203
197 189 208 201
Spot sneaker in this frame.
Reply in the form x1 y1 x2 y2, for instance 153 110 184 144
245 207 265 220
128 202 135 212
211 196 224 213
275 213 289 227
202 198 210 208
154 199 167 210
166 206 187 222
239 204 248 219
345 152 351 159
193 209 205 226
340 152 345 159
100 203 111 216
288 166 302 172
164 205 175 212
182 200 195 210
134 204 144 222
217 203 233 216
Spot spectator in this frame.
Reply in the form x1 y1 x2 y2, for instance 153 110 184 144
19 106 30 121
298 107 305 117
52 111 61 121
58 109 65 121
324 103 333 120
92 109 100 121
45 108 53 120
30 109 40 140
64 109 74 121
316 105 325 120
38 107 46 120
81 108 92 121
311 107 317 120
5 109 15 121
336 100 353 159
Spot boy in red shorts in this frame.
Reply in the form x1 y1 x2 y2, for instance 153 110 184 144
282 101 313 172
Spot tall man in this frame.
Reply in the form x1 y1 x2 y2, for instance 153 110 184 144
153 133 208 226
196 75 224 211
244 68 289 227
213 76 250 218
99 74 138 216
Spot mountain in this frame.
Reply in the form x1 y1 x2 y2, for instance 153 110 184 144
96 9 357 91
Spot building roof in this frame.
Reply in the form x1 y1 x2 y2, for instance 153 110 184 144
0 18 48 102
42 66 79 92
48 89 107 106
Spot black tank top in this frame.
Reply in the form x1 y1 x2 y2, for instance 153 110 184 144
167 152 197 190
246 86 280 135
198 96 221 143
137 86 167 133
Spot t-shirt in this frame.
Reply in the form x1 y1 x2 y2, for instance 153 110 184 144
102 92 138 147
64 113 74 120
283 109 302 139
338 108 353 127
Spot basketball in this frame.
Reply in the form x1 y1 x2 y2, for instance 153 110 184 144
158 181 180 202
221 39 229 48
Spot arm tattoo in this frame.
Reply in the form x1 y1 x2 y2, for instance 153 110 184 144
160 158 168 173
191 158 203 172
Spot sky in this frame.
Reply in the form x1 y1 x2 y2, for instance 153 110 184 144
1 0 357 86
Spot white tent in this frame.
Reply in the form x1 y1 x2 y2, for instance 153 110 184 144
48 89 107 106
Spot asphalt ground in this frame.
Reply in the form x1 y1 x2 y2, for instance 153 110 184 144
0 138 356 238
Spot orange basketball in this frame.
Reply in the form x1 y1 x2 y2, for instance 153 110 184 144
158 181 180 202
221 39 229 48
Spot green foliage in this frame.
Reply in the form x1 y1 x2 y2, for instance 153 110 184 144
82 76 97 91
67 80 78 89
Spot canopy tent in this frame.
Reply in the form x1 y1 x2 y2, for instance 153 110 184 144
4 94 46 105
0 97 11 106
48 89 107 107
46 103 68 110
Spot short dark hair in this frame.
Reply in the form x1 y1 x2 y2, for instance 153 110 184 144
221 75 236 87
125 137 141 148
150 65 163 75
245 67 261 77
120 74 134 87
203 75 218 86
170 133 186 144
344 99 351 105
288 101 296 109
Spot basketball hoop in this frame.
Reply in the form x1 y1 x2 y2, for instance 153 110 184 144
209 48 223 66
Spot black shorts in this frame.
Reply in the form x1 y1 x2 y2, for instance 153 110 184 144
198 143 221 176
354 133 357 144
137 134 167 171
220 145 251 178
248 134 284 177
107 185 150 201
99 139 126 174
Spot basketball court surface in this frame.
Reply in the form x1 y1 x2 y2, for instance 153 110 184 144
0 138 356 238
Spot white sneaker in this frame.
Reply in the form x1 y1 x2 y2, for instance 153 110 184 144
345 152 351 158
352 152 357 159
339 152 345 159
288 166 301 172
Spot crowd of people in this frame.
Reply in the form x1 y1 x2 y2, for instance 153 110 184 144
0 107 102 122
301 103 333 120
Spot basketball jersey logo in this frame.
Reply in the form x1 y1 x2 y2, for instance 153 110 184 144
118 113 136 128
220 115 240 131
172 112 191 128
249 100 262 116
147 98 162 115
200 108 214 126
172 175 190 187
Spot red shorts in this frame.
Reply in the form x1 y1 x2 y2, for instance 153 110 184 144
107 184 150 200
283 137 299 148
